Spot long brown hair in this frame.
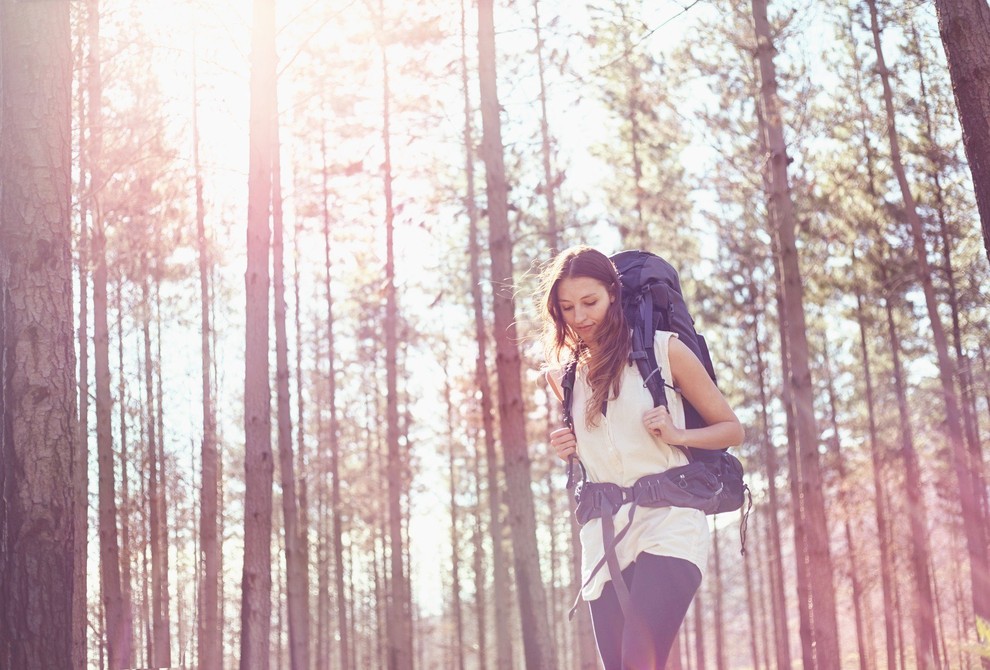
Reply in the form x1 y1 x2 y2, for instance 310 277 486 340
539 246 629 428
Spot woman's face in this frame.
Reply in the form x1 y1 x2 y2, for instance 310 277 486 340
556 276 612 346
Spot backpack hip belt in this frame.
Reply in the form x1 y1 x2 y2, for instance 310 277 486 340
566 459 728 622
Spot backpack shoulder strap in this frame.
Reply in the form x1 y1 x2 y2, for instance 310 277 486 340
627 287 666 409
559 357 587 489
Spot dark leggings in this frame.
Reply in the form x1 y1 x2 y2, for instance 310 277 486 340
588 553 702 670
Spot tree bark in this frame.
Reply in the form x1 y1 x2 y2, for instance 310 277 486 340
115 281 135 668
460 2 514 665
239 0 276 666
750 1 840 665
532 0 559 250
83 0 132 664
320 114 350 670
880 277 939 670
749 308 791 670
193 31 222 670
140 275 168 667
470 436 488 670
272 82 312 670
712 523 726 670
73 11 90 668
373 4 413 667
0 2 75 667
153 280 171 667
853 282 897 670
867 0 990 641
477 1 557 667
931 0 990 265
443 351 466 670
291 192 312 670
822 335 869 670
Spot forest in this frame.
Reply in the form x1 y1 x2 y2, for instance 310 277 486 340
1 0 990 669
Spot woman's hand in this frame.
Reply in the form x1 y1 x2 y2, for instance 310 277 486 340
643 406 687 445
549 426 577 462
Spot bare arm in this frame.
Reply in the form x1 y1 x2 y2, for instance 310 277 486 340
643 337 744 450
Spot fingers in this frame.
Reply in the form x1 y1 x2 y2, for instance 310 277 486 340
643 406 674 437
549 426 577 462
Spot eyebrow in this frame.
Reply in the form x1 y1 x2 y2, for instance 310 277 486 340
558 293 600 304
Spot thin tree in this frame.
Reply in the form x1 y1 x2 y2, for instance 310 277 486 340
821 333 869 670
272 77 311 670
0 0 75 667
459 0 513 665
73 8 91 667
443 347 466 670
532 0 559 249
193 28 222 670
477 1 557 667
82 0 132 664
931 0 990 264
370 2 413 667
140 269 168 667
152 276 171 668
750 0 840 664
319 112 350 670
845 18 898 660
239 0 276 665
880 264 939 669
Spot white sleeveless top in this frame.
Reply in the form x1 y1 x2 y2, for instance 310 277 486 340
566 331 709 600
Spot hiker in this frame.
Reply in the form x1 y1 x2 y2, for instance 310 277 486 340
540 245 744 670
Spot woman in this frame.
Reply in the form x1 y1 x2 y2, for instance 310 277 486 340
540 246 744 670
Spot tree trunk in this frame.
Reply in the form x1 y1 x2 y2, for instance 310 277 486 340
320 112 350 670
742 511 762 670
712 523 726 670
532 0 559 250
0 2 75 666
931 0 990 265
239 0 276 665
749 308 791 670
460 1 514 664
477 2 557 667
846 17 899 657
193 31 222 670
140 275 168 668
154 269 172 668
867 0 990 641
822 335 869 670
84 0 131 663
291 189 312 670
373 4 412 668
853 283 897 670
470 435 488 670
880 278 939 670
116 281 135 667
272 82 311 670
693 591 705 669
443 351 466 670
73 11 90 667
750 1 840 664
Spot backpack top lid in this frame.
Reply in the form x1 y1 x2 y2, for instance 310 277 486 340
612 250 684 297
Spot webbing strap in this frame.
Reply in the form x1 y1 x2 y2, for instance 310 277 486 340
568 499 639 620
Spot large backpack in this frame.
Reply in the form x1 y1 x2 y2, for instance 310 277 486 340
560 249 748 516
